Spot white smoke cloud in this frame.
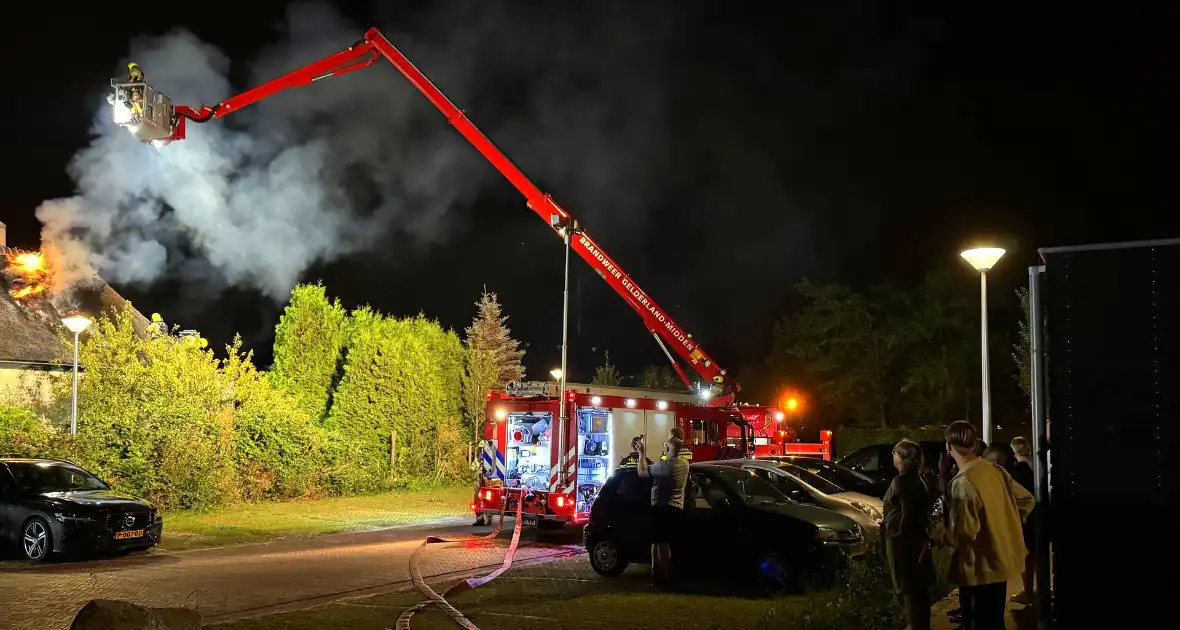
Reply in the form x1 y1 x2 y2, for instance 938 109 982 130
36 2 485 299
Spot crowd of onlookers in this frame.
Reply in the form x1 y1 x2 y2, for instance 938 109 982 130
884 422 1046 630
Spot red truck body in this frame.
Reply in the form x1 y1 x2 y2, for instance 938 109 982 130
475 382 752 525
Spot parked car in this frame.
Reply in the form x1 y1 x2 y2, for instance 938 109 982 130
0 459 162 562
759 455 890 498
583 463 865 588
837 441 946 482
717 459 884 540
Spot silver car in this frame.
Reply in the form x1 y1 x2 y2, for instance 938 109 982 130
717 459 884 540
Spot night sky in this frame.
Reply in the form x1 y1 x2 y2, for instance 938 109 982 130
4 2 1173 398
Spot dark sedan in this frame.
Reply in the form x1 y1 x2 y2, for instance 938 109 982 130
583 462 865 588
0 459 163 562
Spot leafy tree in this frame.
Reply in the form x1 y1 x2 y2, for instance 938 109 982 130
461 290 525 444
772 280 899 428
892 270 978 424
1012 286 1048 407
269 283 349 422
592 351 623 387
636 364 682 390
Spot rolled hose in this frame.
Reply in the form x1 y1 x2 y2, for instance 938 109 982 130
394 489 527 629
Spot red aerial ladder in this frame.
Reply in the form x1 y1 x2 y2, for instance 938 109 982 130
109 26 833 459
109 26 740 405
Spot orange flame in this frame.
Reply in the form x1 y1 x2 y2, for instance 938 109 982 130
4 250 51 300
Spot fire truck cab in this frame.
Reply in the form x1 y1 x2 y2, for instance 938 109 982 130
475 381 753 527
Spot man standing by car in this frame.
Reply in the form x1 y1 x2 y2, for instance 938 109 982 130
637 435 689 587
937 421 1035 629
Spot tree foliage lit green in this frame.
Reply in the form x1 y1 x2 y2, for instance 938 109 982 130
269 282 349 422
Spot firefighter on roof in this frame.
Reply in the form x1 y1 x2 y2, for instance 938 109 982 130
126 63 146 117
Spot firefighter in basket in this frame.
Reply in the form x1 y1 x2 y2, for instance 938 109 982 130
125 62 146 118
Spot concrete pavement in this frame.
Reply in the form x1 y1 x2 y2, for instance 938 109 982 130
0 518 582 629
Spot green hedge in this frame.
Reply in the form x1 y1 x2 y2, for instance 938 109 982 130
0 290 474 512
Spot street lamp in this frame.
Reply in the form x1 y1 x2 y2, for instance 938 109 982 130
550 368 563 380
553 218 580 492
61 314 92 436
960 246 1006 443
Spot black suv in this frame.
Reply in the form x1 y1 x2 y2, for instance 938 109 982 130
583 463 864 588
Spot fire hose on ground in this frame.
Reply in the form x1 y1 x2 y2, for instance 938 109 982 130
394 489 527 630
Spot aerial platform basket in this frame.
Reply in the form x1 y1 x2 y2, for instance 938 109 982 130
108 79 176 143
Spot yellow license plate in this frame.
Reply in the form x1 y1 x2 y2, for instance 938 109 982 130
115 529 144 540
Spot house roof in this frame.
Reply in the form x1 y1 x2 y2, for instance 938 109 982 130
1 245 152 363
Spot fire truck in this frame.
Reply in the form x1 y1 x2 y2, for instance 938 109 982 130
111 24 831 523
475 381 831 526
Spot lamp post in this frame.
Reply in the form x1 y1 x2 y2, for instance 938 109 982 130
556 220 580 490
61 314 93 436
959 247 1006 444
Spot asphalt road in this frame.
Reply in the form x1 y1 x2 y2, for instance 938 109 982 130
0 518 583 629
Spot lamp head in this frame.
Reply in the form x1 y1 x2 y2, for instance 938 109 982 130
62 314 93 334
960 247 1006 271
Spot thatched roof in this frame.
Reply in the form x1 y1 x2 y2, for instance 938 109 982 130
0 245 152 363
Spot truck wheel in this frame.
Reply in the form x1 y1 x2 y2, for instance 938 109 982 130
587 537 628 576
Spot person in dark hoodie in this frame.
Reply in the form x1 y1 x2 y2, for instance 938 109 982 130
884 439 937 630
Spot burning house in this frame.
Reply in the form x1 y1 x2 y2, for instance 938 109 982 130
0 221 153 405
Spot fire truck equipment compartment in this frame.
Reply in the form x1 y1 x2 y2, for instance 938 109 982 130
506 412 552 491
577 406 613 514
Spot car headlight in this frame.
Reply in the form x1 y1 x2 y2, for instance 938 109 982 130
850 500 883 523
54 512 96 523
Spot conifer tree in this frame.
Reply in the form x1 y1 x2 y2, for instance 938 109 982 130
461 289 525 443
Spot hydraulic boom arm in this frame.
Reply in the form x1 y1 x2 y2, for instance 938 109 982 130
135 27 738 404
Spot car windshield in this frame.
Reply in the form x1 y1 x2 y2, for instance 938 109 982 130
776 463 845 495
707 466 790 505
792 459 876 488
8 463 109 493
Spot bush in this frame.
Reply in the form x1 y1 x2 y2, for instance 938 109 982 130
1 285 476 513
781 553 905 629
0 405 57 457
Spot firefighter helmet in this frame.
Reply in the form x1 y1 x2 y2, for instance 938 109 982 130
128 62 139 70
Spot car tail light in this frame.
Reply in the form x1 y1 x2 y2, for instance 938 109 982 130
554 494 569 509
